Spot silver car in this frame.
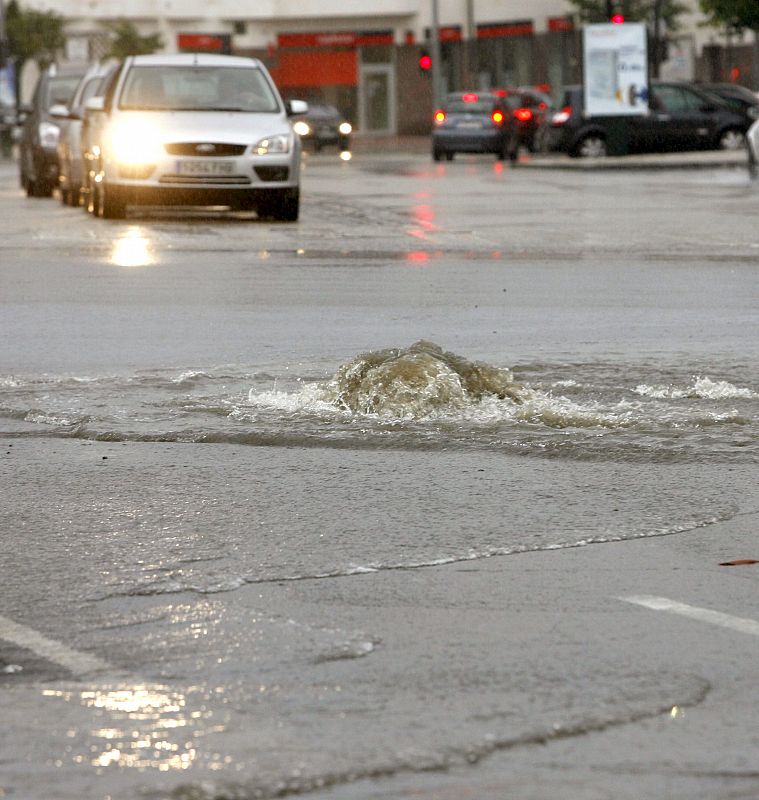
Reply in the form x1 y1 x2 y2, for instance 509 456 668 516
53 62 116 206
85 53 307 220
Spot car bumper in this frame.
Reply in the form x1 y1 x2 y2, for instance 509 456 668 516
104 153 300 204
433 129 506 153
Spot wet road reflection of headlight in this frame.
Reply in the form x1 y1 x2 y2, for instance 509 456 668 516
109 122 163 165
111 227 155 268
293 121 310 137
254 134 290 154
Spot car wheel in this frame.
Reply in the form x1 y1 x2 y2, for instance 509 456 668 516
575 134 607 158
99 182 126 219
445 152 454 161
432 148 443 162
28 177 54 198
718 128 745 151
258 188 299 222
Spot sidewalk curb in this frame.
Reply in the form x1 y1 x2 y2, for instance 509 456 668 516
349 136 751 171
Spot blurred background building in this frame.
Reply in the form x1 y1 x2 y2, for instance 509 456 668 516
7 0 758 135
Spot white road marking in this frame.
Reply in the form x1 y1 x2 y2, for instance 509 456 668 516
621 595 759 637
0 613 111 676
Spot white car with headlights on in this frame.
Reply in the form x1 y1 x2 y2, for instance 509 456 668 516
85 53 307 220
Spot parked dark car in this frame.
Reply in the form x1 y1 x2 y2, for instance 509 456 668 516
18 64 87 196
292 103 352 152
432 91 519 162
496 87 553 152
548 81 748 157
698 82 759 140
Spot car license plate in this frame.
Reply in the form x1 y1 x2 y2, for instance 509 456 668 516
457 121 482 129
176 160 234 176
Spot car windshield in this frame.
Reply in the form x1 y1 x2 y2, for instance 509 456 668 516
119 66 280 112
307 105 339 118
446 98 497 114
45 75 83 108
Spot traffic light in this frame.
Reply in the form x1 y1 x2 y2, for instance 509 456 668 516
418 50 432 74
611 14 625 23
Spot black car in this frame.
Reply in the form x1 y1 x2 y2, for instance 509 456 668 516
548 81 748 157
496 87 553 153
19 64 87 197
432 91 519 162
698 82 759 141
292 104 352 152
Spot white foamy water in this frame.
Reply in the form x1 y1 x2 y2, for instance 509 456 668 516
1 343 756 465
634 376 757 400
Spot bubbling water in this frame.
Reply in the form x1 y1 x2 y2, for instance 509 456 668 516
320 340 524 418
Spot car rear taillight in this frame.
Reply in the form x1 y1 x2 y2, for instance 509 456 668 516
514 108 533 122
551 106 572 125
434 109 446 124
491 110 505 125
462 93 479 103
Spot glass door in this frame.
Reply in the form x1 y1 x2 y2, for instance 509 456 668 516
359 64 396 134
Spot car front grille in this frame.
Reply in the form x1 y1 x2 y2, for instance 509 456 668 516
158 175 252 185
164 142 248 156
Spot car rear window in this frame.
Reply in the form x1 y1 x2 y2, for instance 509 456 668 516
119 66 280 113
45 75 83 108
446 98 497 114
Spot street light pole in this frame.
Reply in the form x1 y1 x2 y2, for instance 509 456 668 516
464 0 475 89
430 0 443 108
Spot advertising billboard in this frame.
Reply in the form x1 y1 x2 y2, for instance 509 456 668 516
583 23 648 116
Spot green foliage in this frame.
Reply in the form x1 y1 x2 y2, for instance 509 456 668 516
567 0 689 31
104 19 163 59
699 0 759 32
5 0 65 68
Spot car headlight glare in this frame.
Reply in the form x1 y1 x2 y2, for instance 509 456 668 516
339 122 352 135
254 133 290 155
39 121 60 149
293 121 311 137
109 122 164 165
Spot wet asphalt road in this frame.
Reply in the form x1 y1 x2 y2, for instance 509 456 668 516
1 150 759 800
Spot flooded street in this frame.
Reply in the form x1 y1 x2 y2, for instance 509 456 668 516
1 153 758 800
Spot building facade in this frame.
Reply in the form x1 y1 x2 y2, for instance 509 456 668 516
20 0 753 135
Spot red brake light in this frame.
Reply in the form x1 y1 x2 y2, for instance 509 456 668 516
462 93 478 103
514 108 533 122
434 109 446 124
491 109 505 124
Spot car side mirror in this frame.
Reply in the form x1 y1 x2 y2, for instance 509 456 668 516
49 103 70 119
286 99 308 117
85 96 105 113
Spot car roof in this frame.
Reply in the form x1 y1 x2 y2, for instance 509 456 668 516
45 63 88 78
127 53 264 69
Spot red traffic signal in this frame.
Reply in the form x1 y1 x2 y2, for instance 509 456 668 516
419 52 432 71
611 14 625 23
